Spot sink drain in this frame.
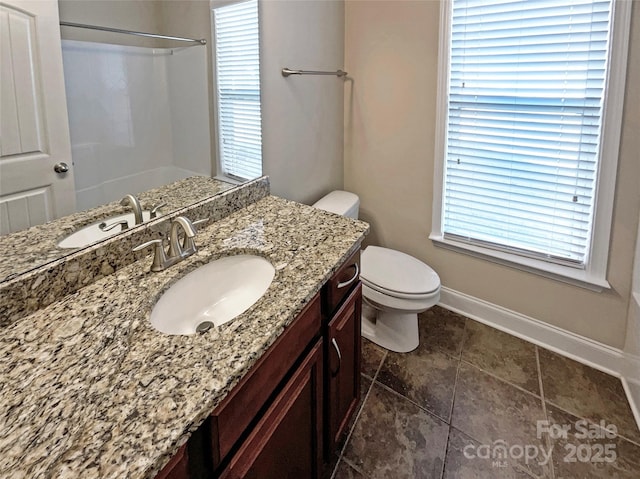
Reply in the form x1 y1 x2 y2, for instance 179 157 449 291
196 321 214 333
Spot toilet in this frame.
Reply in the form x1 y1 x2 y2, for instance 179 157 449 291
313 191 441 353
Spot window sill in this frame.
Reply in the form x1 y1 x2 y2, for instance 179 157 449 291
214 174 246 185
429 233 610 292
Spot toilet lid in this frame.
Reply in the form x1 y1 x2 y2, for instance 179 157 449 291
361 246 440 295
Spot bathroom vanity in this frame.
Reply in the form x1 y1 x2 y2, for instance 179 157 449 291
152 250 362 479
0 180 368 479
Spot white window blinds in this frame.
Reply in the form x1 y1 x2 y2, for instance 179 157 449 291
443 0 613 266
213 0 262 180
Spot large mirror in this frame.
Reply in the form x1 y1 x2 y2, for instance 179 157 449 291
0 0 262 282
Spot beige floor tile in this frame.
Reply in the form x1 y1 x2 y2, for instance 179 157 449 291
361 339 386 379
377 345 458 422
461 320 540 395
443 427 535 478
418 306 467 358
546 404 640 478
451 362 551 478
539 348 640 445
343 382 449 479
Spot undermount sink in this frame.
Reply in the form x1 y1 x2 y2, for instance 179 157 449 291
150 255 276 335
57 210 155 249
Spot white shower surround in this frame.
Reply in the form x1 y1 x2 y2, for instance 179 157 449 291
61 40 212 211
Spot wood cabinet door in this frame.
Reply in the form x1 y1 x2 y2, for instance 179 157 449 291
220 340 323 479
326 282 362 454
154 444 190 479
211 295 321 469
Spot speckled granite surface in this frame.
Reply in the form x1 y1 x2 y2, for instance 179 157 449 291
0 195 369 479
0 177 270 325
0 176 236 282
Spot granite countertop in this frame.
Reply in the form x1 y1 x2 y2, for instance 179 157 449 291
0 195 368 479
0 176 235 282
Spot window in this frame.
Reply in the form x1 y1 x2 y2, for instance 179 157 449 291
212 0 262 181
431 0 631 290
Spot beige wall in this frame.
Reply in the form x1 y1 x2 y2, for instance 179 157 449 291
261 0 345 204
624 2 640 358
58 0 211 47
344 0 640 349
626 204 640 358
58 0 162 47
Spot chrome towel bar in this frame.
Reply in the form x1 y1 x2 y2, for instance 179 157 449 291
282 67 347 78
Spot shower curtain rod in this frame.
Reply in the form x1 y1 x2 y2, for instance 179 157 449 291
60 21 207 45
281 67 347 78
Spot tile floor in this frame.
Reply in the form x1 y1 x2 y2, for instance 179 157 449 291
328 306 640 479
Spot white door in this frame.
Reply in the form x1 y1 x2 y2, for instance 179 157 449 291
0 0 75 235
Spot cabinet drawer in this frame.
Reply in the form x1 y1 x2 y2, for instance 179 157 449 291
322 249 360 315
211 293 321 469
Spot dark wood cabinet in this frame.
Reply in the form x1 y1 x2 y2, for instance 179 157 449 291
220 340 323 479
323 250 360 314
154 444 190 479
210 295 321 471
325 283 362 455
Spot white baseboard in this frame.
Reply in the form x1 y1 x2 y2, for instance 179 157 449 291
438 286 640 429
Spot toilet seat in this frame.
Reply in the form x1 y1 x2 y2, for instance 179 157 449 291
362 282 440 315
361 277 437 300
361 246 440 297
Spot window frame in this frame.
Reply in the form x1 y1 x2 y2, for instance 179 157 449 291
430 0 632 292
210 0 263 183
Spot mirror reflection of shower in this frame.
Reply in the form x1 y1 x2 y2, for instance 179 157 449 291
61 40 212 210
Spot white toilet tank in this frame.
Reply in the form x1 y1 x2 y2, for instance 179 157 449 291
312 191 360 219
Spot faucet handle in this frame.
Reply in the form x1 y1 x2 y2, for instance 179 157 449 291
191 217 209 230
99 219 129 232
133 239 168 272
150 202 166 219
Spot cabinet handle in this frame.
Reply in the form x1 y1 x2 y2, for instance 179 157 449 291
336 263 359 289
330 338 342 377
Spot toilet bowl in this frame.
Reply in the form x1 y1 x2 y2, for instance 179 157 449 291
313 191 441 353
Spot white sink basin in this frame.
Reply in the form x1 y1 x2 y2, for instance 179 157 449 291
150 255 276 335
57 210 154 249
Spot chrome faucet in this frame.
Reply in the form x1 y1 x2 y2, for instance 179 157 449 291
133 216 200 272
168 216 198 259
120 194 143 225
